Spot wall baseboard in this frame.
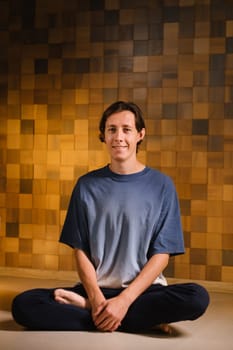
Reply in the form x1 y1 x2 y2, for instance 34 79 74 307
166 278 233 294
0 267 77 282
0 267 232 294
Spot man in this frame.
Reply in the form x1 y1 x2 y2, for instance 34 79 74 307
12 101 209 333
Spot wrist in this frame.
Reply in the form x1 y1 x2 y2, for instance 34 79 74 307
119 289 134 308
88 290 105 309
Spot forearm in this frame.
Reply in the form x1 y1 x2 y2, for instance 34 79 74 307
93 253 169 332
119 253 169 306
74 248 105 306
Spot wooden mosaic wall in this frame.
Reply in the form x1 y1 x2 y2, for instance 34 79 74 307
0 0 232 282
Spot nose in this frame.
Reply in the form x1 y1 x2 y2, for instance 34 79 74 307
114 128 124 141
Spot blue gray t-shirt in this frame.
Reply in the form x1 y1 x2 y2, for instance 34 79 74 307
60 165 184 288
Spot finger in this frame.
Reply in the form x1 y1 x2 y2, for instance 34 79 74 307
97 321 115 332
54 296 68 304
93 307 108 325
94 314 106 327
92 302 107 319
100 322 121 332
96 318 121 332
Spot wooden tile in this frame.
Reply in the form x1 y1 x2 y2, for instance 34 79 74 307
19 224 33 239
222 266 233 282
206 266 222 281
5 252 19 267
175 264 190 279
206 233 222 249
207 217 223 233
177 151 192 167
19 238 32 254
207 249 222 266
190 264 206 280
191 168 208 184
210 38 226 54
222 250 233 266
208 200 223 216
164 23 179 55
191 216 207 232
160 151 176 167
195 22 210 38
223 185 233 201
59 254 74 270
208 184 223 200
192 151 207 167
191 200 207 216
208 169 224 185
191 232 207 249
45 255 59 270
226 20 233 36
222 234 233 250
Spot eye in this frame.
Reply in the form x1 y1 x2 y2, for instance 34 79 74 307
123 127 132 133
107 127 116 133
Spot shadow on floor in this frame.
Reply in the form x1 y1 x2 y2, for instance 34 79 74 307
0 313 189 339
137 326 189 339
0 319 23 331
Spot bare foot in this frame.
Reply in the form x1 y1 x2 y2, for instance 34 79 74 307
152 323 172 334
54 289 90 309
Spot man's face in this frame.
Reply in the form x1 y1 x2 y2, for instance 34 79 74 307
104 110 145 163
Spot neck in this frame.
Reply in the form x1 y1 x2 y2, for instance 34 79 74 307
109 160 145 175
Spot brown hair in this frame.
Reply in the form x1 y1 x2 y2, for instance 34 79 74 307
99 101 146 151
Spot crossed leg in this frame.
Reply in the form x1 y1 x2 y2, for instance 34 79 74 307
12 283 209 332
54 288 171 333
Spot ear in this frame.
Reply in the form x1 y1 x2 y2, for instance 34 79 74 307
99 133 106 143
138 128 145 141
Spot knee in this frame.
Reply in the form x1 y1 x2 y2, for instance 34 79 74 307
188 283 210 319
11 291 32 326
12 292 25 325
12 289 41 327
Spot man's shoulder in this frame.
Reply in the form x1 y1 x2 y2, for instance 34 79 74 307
146 167 176 191
147 167 171 181
78 165 108 183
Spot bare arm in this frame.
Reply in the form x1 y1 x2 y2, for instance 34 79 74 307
120 253 169 304
74 248 106 315
94 253 169 332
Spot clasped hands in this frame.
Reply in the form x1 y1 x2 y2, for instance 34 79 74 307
91 295 129 332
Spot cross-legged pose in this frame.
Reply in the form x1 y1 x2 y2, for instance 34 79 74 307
12 101 209 333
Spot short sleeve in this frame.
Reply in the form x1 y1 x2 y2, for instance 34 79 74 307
59 181 90 254
147 176 185 258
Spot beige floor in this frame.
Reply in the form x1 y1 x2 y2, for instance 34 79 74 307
0 274 233 350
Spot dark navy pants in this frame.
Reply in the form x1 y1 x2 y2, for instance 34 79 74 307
12 283 209 332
